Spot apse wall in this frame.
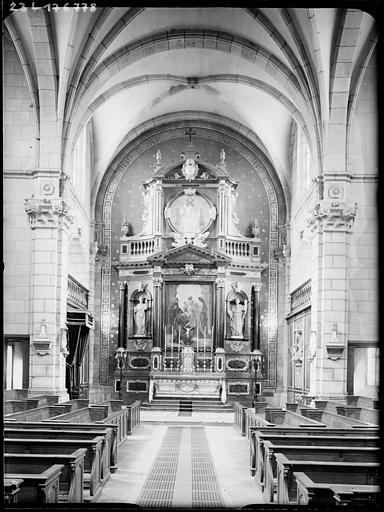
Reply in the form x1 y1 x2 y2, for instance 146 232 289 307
94 127 287 395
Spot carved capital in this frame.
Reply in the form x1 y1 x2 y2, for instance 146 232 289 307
153 277 163 287
25 198 74 229
307 201 358 233
252 282 262 292
216 278 225 288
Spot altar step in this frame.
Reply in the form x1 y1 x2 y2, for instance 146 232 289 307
141 397 233 412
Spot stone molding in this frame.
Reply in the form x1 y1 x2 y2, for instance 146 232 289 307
25 197 74 229
307 201 358 233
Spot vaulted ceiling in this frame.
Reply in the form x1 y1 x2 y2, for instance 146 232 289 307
4 6 377 198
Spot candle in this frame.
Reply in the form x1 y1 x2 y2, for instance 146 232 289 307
197 329 199 353
178 327 181 354
164 326 166 352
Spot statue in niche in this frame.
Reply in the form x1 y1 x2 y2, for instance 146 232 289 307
229 191 241 235
134 295 148 336
227 297 247 338
140 190 152 234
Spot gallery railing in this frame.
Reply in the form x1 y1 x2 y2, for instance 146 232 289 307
120 235 161 261
217 235 260 262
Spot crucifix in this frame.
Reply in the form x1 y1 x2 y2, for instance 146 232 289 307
185 127 196 144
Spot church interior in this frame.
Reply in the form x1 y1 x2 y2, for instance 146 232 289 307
3 4 380 508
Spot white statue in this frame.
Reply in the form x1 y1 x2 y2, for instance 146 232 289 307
181 158 199 181
149 378 154 402
227 297 247 338
134 296 148 336
141 190 152 234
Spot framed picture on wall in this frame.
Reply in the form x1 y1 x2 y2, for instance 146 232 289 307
164 282 214 348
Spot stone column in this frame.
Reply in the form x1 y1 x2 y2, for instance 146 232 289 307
153 271 163 348
251 283 262 351
25 195 74 400
215 277 225 348
307 199 358 399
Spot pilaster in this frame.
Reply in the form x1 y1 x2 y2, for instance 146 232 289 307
306 198 358 399
25 178 74 400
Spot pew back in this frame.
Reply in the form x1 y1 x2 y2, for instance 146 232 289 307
4 464 63 504
4 450 86 503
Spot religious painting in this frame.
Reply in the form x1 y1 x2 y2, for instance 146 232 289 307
165 190 216 235
164 283 214 349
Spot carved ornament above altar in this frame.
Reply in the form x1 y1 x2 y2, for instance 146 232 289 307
165 189 216 238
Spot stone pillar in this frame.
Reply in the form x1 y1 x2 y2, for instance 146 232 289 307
251 283 262 351
215 277 225 348
153 270 163 348
25 195 74 400
307 199 358 399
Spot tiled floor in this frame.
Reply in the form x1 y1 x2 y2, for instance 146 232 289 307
97 411 264 507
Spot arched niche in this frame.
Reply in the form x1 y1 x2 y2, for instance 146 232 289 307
225 290 249 340
129 289 153 339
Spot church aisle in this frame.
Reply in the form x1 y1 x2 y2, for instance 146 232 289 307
96 422 264 507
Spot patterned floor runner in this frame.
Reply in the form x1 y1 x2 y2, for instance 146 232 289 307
137 426 223 508
137 426 182 508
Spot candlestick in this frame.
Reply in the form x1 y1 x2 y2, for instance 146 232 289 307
178 327 181 355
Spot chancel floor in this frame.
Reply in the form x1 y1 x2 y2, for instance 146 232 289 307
96 413 264 507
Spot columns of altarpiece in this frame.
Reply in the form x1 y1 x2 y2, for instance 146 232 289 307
251 283 262 352
118 282 127 348
152 273 163 349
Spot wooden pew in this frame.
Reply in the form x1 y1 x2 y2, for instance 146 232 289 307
262 442 379 503
4 449 86 503
336 405 379 425
4 404 74 422
4 389 29 400
4 431 105 498
25 395 60 409
294 471 380 506
4 400 28 415
4 464 63 504
265 408 326 428
47 404 130 445
274 453 380 504
346 395 379 409
234 402 248 436
249 427 379 478
287 402 375 428
245 405 278 433
4 421 118 472
4 478 24 504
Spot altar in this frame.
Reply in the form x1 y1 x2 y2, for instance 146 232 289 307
149 346 226 400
